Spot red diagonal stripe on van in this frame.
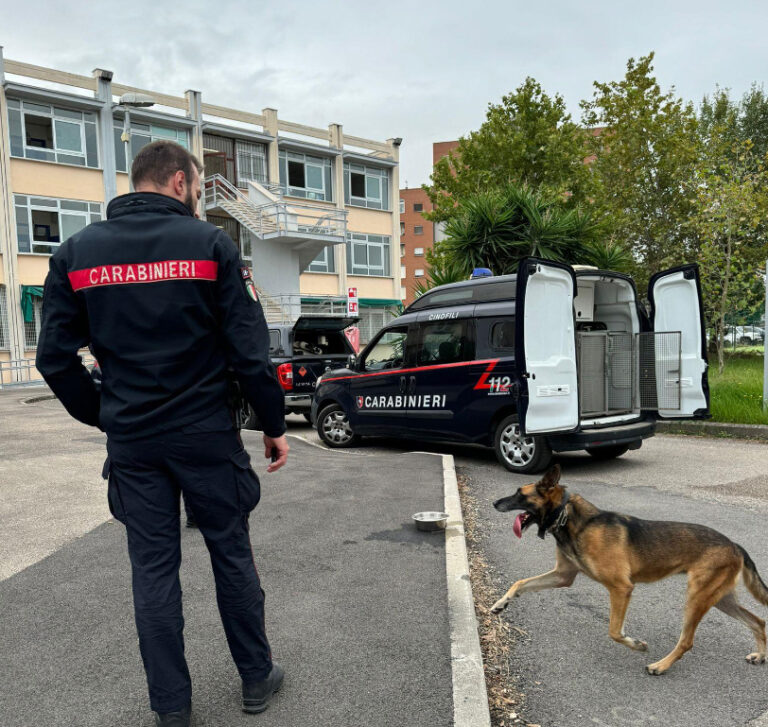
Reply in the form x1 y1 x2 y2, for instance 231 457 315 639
472 360 499 390
320 358 500 383
68 260 218 291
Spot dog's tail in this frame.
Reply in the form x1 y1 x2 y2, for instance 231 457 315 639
739 545 768 606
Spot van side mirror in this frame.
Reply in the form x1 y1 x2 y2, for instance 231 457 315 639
347 354 357 371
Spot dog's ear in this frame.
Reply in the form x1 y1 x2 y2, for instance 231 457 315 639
536 464 561 493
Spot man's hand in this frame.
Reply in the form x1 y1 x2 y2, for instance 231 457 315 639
263 433 289 473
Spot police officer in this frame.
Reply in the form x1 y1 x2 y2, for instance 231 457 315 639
36 141 289 727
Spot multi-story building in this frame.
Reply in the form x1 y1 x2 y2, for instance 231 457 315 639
398 187 434 306
399 140 458 305
0 51 402 385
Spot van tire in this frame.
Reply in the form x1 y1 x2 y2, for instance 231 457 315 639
317 404 359 448
494 415 554 474
587 444 630 460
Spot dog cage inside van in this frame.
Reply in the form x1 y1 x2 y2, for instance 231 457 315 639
515 259 709 437
576 330 682 417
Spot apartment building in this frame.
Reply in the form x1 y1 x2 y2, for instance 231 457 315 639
0 51 402 385
399 187 433 306
399 140 458 305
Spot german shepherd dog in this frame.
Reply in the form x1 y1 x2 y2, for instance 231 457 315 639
491 465 768 674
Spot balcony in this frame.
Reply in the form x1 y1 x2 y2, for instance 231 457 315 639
203 174 347 271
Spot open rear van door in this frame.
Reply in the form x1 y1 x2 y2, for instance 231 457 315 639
515 258 579 434
646 264 710 418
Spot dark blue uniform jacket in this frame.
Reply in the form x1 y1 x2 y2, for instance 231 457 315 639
36 192 286 440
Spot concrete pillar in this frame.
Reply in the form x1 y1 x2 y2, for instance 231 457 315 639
0 47 26 369
387 138 402 304
329 123 347 298
262 108 279 185
93 68 117 204
185 90 205 219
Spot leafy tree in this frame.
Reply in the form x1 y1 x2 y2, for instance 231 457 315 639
581 53 700 290
691 115 768 371
424 78 593 222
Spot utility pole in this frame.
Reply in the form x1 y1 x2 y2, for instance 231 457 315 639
763 259 767 412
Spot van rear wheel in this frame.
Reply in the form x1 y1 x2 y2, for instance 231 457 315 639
587 444 630 460
317 404 359 448
494 415 554 474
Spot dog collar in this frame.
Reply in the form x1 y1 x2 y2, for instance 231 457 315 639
550 491 570 532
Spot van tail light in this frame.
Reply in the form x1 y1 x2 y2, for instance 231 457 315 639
277 363 293 391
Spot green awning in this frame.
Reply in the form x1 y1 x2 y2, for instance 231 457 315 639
359 298 402 308
20 286 44 322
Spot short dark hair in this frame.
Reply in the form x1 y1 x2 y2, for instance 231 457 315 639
130 140 203 189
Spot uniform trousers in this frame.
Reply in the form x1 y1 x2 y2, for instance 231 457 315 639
105 426 272 713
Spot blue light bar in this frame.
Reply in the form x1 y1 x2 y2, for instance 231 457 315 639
470 267 493 279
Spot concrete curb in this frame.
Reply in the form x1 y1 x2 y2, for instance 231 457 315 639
656 419 768 442
21 393 56 404
441 453 492 727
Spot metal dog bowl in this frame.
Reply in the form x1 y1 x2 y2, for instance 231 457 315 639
412 511 449 532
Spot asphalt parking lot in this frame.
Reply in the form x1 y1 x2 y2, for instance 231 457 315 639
0 394 454 727
293 415 768 727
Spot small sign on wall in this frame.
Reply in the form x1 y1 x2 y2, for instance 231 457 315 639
347 287 359 315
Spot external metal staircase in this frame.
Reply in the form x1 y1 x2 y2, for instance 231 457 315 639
203 174 347 249
203 174 350 325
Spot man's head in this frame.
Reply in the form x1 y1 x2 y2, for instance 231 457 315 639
131 141 203 217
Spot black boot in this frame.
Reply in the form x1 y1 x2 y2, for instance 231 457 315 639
154 703 191 726
242 663 284 714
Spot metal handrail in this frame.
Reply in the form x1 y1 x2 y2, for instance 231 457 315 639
205 174 348 239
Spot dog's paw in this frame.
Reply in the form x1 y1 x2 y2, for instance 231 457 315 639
490 599 507 614
630 638 648 652
645 662 666 676
746 652 766 665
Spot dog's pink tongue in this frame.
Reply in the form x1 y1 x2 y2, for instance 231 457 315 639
513 514 524 539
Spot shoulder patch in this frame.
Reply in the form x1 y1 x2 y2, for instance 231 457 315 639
240 266 252 280
245 279 259 302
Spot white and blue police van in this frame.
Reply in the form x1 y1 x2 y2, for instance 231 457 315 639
310 258 710 473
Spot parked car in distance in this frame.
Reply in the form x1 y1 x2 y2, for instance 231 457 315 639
240 315 358 429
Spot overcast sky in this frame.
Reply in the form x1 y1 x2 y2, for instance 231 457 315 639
1 0 766 186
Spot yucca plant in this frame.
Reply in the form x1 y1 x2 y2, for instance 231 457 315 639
438 184 600 276
412 248 468 299
583 239 634 272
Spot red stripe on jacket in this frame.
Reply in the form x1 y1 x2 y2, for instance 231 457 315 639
68 260 218 291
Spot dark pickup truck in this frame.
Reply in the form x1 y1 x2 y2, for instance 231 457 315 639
240 315 358 429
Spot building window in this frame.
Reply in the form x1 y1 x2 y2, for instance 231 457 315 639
24 295 43 350
346 233 391 277
400 243 405 257
400 286 406 299
0 286 9 351
203 133 235 182
399 199 405 214
400 265 406 278
400 222 405 235
414 225 423 235
114 121 189 173
279 150 332 201
14 195 101 255
236 140 267 187
206 214 253 261
343 163 389 210
306 246 336 273
7 98 98 168
413 203 423 212
414 247 424 256
415 268 425 277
